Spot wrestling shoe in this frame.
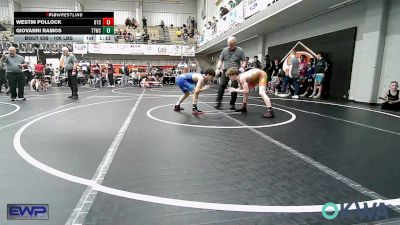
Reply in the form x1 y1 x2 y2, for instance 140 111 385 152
174 105 184 111
235 107 247 113
192 108 204 115
262 108 275 118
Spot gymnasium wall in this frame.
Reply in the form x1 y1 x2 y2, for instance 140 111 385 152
264 0 400 103
142 0 196 28
378 0 400 98
268 28 357 99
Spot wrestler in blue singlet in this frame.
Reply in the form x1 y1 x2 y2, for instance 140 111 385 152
176 72 203 93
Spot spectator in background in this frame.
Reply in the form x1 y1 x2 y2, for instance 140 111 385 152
189 27 195 38
92 60 102 88
160 20 165 31
187 16 192 28
309 52 328 99
132 18 138 29
170 24 174 28
135 30 142 43
211 21 217 34
125 17 132 28
143 32 150 43
0 22 6 31
121 63 129 86
146 62 152 74
194 31 200 43
245 57 250 68
191 17 196 29
268 58 283 94
176 28 183 38
183 32 189 45
32 60 45 91
220 6 229 17
279 51 300 99
298 55 308 95
380 81 400 110
212 16 218 24
142 17 147 28
1 47 27 101
23 61 33 86
251 56 262 69
228 0 236 9
300 58 315 97
264 55 273 76
184 26 188 34
0 59 7 93
107 61 114 88
206 21 212 29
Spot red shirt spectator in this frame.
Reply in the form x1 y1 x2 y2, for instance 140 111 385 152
35 63 44 74
299 55 308 77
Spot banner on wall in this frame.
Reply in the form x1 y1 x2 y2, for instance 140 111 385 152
168 45 181 56
182 45 195 57
216 3 244 36
88 43 101 54
259 0 275 11
99 43 127 54
243 0 260 18
226 2 244 27
74 43 194 56
73 43 88 54
157 45 169 55
127 44 143 55
142 45 157 55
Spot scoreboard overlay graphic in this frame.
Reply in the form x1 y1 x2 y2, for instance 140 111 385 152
14 12 114 43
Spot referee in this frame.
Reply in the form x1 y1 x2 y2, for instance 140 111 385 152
62 47 79 99
1 47 27 101
215 36 247 110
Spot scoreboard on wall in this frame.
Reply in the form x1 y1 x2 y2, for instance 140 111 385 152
14 12 115 43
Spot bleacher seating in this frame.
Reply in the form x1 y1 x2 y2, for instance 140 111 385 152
168 27 184 45
115 25 164 43
0 30 12 42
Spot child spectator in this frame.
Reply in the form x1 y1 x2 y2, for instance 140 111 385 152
380 81 400 110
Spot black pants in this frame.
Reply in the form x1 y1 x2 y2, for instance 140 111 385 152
0 70 7 91
382 102 400 110
67 70 78 96
7 72 25 99
24 71 33 85
216 74 238 106
108 73 114 85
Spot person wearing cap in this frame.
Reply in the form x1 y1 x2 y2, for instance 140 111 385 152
62 47 78 99
1 46 27 101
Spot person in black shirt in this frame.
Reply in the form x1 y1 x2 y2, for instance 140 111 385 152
269 58 283 94
251 56 262 69
142 17 147 28
220 7 229 17
379 81 400 110
0 59 7 93
310 52 328 99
